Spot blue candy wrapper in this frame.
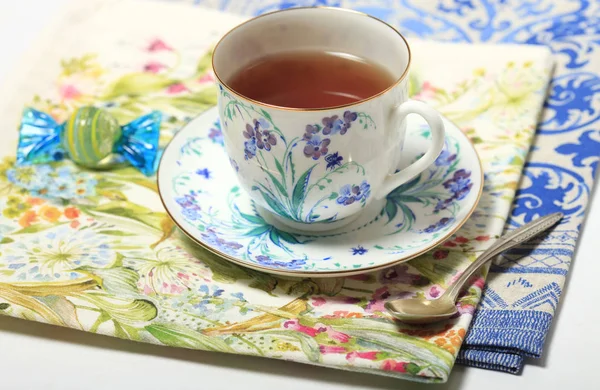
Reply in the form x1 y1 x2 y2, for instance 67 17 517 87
16 107 162 176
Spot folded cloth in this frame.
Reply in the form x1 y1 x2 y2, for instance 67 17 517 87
193 0 600 373
0 0 553 383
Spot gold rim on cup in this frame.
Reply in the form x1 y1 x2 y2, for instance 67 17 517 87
211 6 413 112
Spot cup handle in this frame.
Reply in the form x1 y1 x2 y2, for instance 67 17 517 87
375 100 446 199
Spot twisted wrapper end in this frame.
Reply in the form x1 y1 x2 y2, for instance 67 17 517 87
16 108 65 165
115 110 162 176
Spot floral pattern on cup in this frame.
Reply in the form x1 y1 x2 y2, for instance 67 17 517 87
243 118 277 160
322 111 358 135
336 180 371 206
220 90 376 224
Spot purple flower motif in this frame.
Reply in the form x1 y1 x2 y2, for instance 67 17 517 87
325 152 343 170
176 194 202 221
322 111 358 135
257 130 277 151
322 115 343 135
423 217 455 233
343 110 358 124
255 254 307 270
443 169 473 200
351 245 368 255
208 121 224 146
201 228 243 255
196 168 211 179
336 180 371 205
243 118 277 158
434 198 453 213
303 124 320 141
435 148 457 167
303 135 331 160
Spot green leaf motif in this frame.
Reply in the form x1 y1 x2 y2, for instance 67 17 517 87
276 230 301 245
274 158 286 179
81 294 157 325
264 170 287 197
146 324 235 352
90 201 164 231
239 211 264 225
246 225 271 237
96 230 137 236
0 237 14 244
103 72 173 99
114 321 141 340
11 222 68 235
77 266 140 297
383 201 398 222
258 190 289 220
292 165 316 216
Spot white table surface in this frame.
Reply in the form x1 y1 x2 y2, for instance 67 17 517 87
0 1 598 389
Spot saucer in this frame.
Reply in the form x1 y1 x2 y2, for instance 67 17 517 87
157 107 482 277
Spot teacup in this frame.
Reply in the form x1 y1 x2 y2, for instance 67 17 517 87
212 7 445 232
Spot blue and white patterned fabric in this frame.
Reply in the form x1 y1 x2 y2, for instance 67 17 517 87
188 0 600 374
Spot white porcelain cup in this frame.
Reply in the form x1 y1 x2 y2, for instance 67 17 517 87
212 7 445 232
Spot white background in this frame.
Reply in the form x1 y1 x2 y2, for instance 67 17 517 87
0 1 598 389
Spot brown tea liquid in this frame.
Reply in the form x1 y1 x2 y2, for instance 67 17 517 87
227 51 396 109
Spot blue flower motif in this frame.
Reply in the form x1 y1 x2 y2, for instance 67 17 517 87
443 169 472 200
423 217 455 233
303 135 330 160
231 292 246 301
325 152 343 170
176 194 202 221
7 164 97 199
200 228 243 255
351 245 368 255
434 198 453 213
555 130 599 177
243 137 257 160
208 120 224 146
322 111 358 135
198 285 210 295
255 254 307 270
336 180 371 206
212 285 224 297
196 168 211 179
435 148 457 167
243 118 276 153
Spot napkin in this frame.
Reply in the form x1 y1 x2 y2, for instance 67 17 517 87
0 0 552 383
192 0 600 373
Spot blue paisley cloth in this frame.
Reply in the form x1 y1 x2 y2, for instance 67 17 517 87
189 0 600 374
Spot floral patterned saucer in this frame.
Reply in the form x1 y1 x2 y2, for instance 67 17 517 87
158 107 482 277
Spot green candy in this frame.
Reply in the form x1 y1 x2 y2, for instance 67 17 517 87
62 106 122 167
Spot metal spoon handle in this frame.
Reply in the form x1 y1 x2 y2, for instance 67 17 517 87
444 212 563 302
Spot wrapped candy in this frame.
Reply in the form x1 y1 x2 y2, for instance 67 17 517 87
16 106 162 176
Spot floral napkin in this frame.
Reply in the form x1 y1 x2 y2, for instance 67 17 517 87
0 0 553 383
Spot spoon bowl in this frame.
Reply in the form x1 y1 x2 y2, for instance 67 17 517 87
385 296 458 324
385 212 564 324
